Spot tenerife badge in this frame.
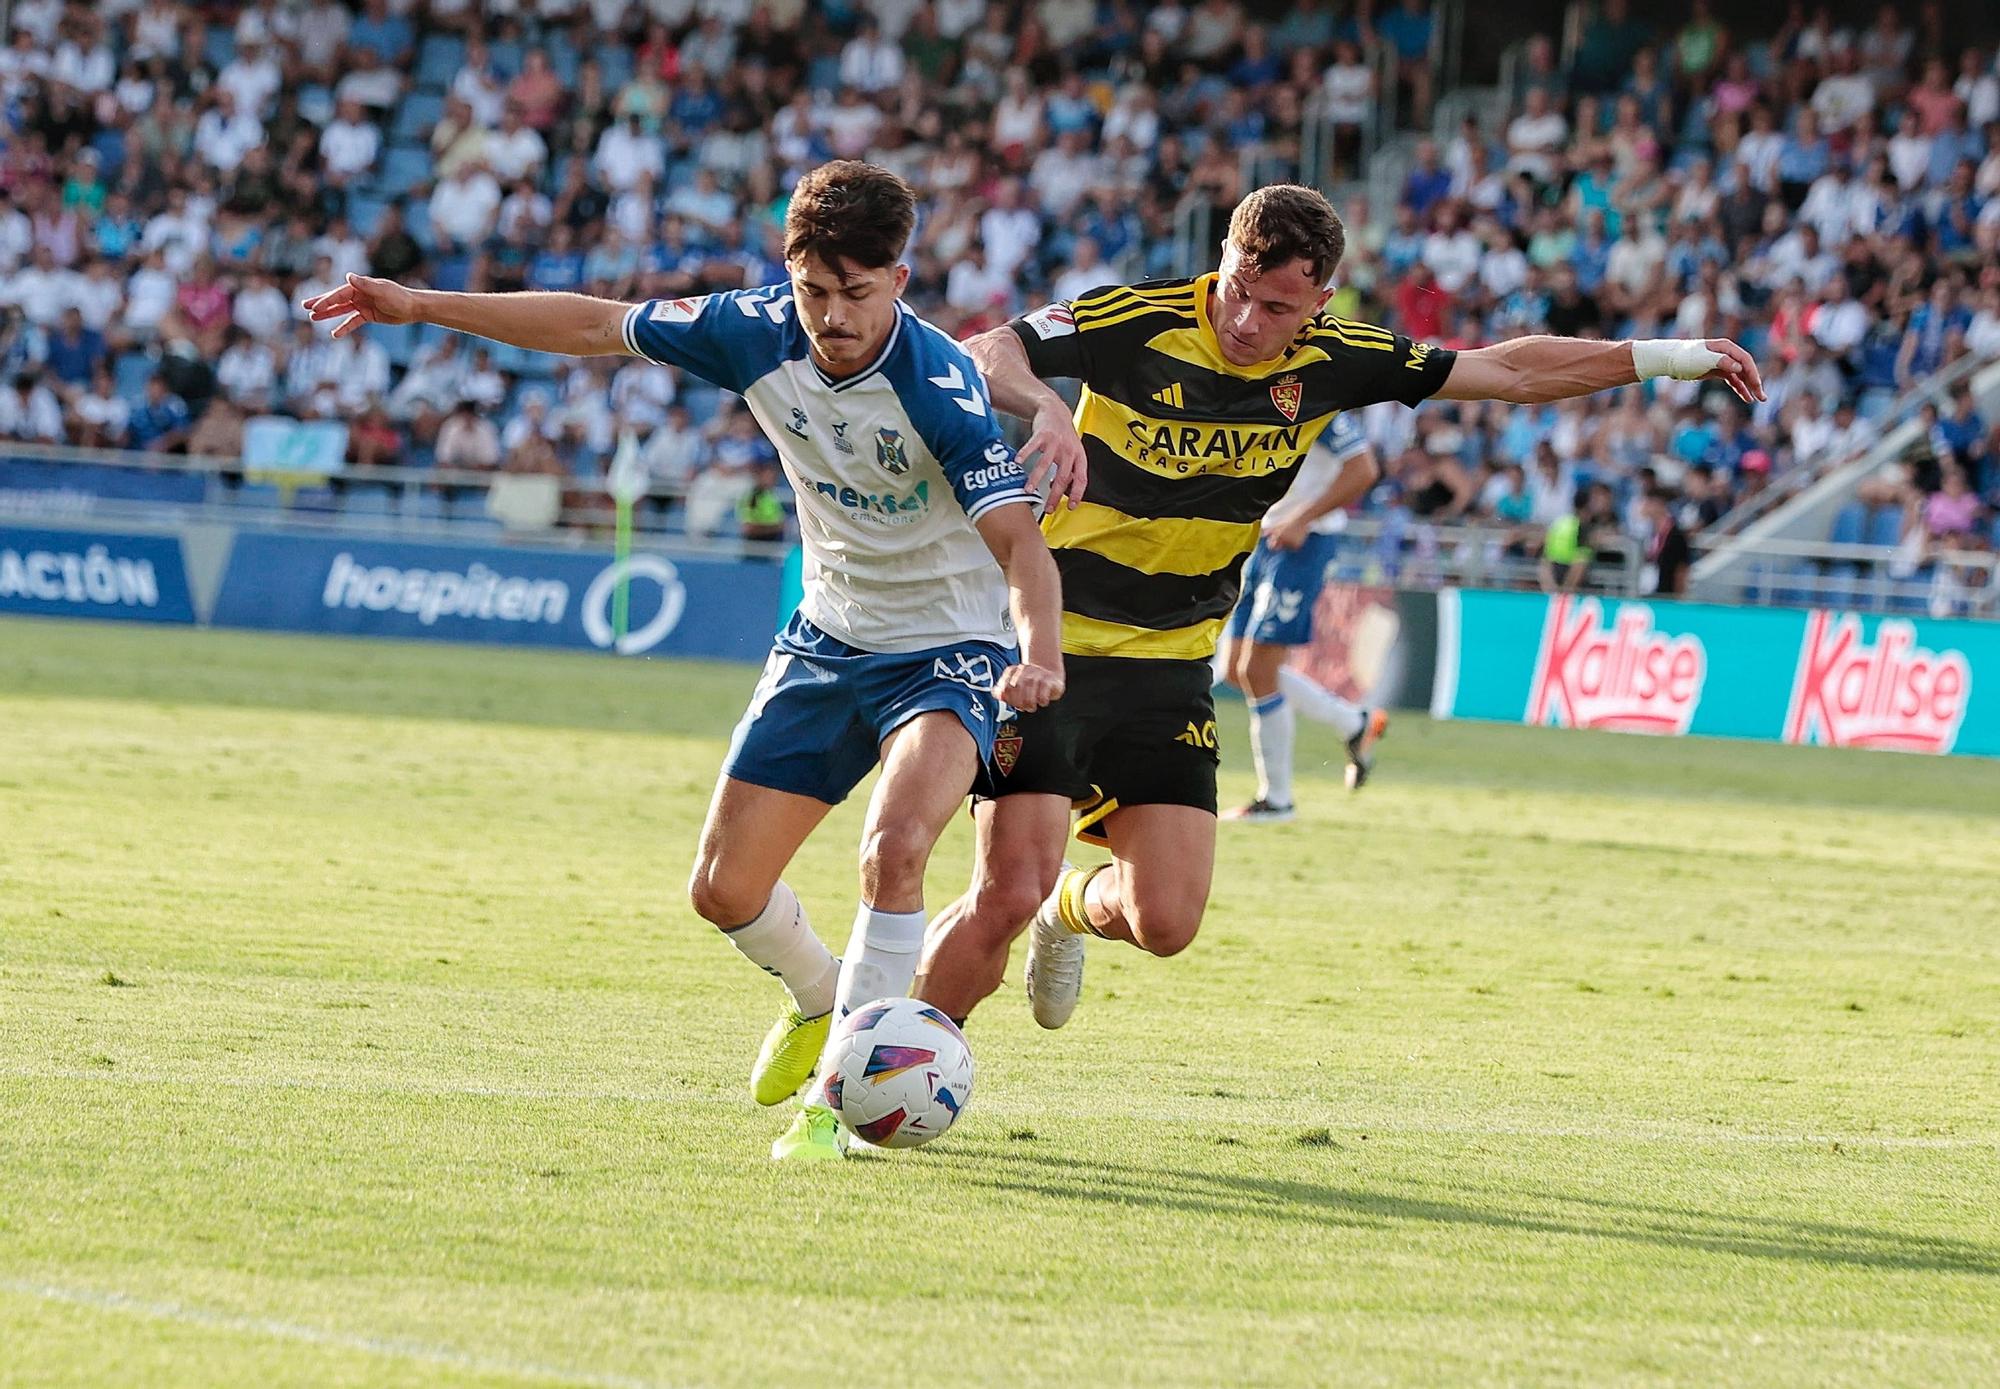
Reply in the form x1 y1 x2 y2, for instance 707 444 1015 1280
875 427 910 475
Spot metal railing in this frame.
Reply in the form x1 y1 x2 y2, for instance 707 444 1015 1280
8 442 1992 618
1707 352 1993 540
0 439 790 556
1305 514 1643 595
1691 533 1999 619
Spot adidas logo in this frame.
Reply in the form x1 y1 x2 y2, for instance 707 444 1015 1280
1150 382 1184 409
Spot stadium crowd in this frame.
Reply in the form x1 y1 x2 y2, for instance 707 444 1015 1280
0 0 1994 572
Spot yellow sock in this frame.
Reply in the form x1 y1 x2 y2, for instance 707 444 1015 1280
1055 864 1110 937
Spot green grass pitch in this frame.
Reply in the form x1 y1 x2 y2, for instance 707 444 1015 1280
2 615 1997 1387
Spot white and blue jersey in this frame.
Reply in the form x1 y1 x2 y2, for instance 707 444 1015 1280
1227 412 1371 648
622 287 1033 653
622 286 1034 804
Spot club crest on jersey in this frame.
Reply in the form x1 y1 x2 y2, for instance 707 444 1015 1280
875 427 910 475
786 407 809 439
992 720 1023 776
1269 374 1303 422
831 419 854 454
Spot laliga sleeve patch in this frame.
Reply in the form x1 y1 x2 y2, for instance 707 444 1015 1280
1022 302 1076 340
649 297 706 323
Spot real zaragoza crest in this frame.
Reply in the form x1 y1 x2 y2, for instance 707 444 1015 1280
1268 373 1302 422
875 427 910 475
992 720 1022 776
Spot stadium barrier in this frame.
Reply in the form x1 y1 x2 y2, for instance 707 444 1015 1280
1432 587 2000 759
1 520 783 661
0 524 198 625
212 531 782 660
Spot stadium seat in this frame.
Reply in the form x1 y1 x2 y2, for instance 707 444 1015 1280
392 91 446 146
114 352 154 400
298 84 335 126
402 197 434 252
342 485 397 518
202 29 236 72
292 485 339 514
547 35 581 85
372 322 421 368
430 256 471 292
401 488 447 523
487 41 525 78
376 145 434 200
1829 502 1867 547
1865 506 1904 548
489 342 533 375
1774 564 1819 609
596 45 633 92
233 482 286 509
416 34 466 90
1888 568 1934 614
347 195 390 238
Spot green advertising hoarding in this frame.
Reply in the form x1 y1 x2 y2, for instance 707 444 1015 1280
1433 588 1999 759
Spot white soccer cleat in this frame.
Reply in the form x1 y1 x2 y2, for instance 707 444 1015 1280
1024 886 1085 1030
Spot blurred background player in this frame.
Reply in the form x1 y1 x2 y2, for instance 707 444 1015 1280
304 162 1063 1163
1216 409 1389 822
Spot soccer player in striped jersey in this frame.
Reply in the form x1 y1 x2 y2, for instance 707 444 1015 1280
915 184 1763 1031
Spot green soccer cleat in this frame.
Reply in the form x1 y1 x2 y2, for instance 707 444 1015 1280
750 1007 831 1107
771 1104 846 1162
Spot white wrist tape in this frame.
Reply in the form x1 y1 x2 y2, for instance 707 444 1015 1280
1631 339 1724 382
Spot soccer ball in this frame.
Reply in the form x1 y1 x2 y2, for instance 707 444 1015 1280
822 998 974 1149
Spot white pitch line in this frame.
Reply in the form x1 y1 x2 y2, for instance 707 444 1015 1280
0 1280 682 1389
3 1065 1991 1151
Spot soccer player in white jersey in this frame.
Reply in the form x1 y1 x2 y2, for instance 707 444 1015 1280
1216 411 1390 821
304 161 1064 1162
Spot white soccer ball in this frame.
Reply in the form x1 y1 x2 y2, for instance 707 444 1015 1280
823 997 974 1149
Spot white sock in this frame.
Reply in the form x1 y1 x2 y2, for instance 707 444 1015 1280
808 903 927 1107
1247 692 1294 808
1278 666 1367 741
718 881 836 1018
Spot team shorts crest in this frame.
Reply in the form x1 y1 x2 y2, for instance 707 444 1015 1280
1225 533 1340 648
978 654 1217 845
725 614 1015 805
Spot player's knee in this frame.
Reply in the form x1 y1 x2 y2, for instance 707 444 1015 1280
859 821 932 901
965 874 1045 939
1126 894 1204 958
686 861 760 928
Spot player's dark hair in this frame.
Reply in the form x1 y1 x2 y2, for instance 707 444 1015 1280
783 161 915 277
1227 185 1347 286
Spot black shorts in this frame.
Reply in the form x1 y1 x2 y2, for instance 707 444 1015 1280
981 655 1218 844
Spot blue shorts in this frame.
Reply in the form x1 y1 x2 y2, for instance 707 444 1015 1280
1225 533 1339 647
724 614 1015 805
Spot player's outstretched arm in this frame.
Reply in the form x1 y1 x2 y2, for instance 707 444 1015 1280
975 502 1065 712
967 326 1087 509
301 273 632 357
1434 336 1766 407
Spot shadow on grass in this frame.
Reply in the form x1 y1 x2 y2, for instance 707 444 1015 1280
933 1143 2000 1279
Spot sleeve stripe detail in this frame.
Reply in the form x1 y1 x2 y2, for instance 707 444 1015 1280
1068 285 1135 317
620 302 644 357
1330 316 1396 341
1073 287 1198 327
964 490 1036 522
1076 298 1197 333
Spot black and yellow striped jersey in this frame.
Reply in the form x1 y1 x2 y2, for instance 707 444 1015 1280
1006 273 1456 660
